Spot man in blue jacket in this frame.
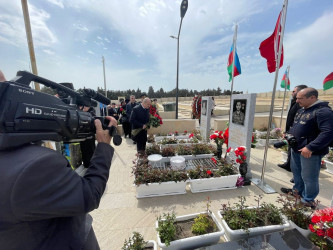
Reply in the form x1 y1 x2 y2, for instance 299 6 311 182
288 88 333 208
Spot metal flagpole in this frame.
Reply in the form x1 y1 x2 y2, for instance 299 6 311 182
102 56 107 97
279 66 290 129
252 0 288 193
228 24 238 125
21 0 40 91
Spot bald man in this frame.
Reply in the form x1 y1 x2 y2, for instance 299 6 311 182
0 70 6 82
286 87 333 209
129 98 151 155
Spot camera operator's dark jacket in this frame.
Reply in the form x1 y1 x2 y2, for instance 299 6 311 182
0 142 114 250
129 104 150 129
289 101 333 155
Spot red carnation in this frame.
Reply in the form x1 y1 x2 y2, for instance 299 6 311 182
206 170 212 175
211 157 217 164
311 215 321 224
327 228 333 238
316 229 325 237
226 147 232 153
309 224 315 232
189 133 194 138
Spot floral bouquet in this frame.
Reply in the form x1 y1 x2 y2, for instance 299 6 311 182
119 107 126 115
182 130 188 135
149 104 163 128
309 207 333 249
234 146 247 164
174 131 179 136
210 130 226 148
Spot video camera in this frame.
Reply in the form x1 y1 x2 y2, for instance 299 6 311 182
273 134 297 149
0 71 121 150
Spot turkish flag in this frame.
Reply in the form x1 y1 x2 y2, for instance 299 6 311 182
259 11 284 73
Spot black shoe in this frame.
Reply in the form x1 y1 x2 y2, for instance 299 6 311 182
281 187 293 194
302 201 317 210
277 163 291 172
290 178 294 183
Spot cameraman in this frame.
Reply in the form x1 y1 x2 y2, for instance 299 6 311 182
287 88 333 208
0 105 118 250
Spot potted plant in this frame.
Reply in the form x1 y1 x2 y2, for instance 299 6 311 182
187 157 240 193
145 144 161 156
277 193 314 238
309 207 333 249
324 149 333 174
133 160 188 198
161 146 176 158
218 196 290 241
122 231 157 250
156 198 224 249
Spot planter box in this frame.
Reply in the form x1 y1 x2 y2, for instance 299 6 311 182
281 152 288 162
146 240 157 250
289 220 311 239
218 209 290 241
156 211 224 250
136 180 187 198
325 160 333 174
189 174 240 193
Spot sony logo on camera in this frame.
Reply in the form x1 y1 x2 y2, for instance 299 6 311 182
26 107 42 115
18 88 35 95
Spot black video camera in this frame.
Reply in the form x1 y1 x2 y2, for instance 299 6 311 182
273 134 297 148
0 71 121 150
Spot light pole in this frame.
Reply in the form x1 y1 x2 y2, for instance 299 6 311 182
171 0 188 119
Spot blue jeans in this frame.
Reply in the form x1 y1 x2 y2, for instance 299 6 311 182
290 149 323 202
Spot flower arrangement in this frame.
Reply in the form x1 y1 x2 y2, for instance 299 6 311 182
182 130 188 135
210 130 226 148
145 144 161 156
160 138 177 145
133 161 188 185
161 146 176 157
176 145 193 155
192 95 202 119
187 158 237 179
309 207 333 249
119 107 126 115
234 146 247 164
149 104 163 128
277 193 313 230
174 131 179 136
221 196 283 232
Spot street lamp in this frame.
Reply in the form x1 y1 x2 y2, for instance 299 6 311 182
171 0 188 119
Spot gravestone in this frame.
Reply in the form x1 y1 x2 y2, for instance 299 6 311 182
200 96 213 141
228 93 256 184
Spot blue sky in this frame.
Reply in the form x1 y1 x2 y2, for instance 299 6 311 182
0 0 332 94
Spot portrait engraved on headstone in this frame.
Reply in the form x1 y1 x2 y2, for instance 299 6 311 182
201 100 207 116
232 99 246 126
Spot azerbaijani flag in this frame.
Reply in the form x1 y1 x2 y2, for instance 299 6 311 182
323 72 333 91
280 69 290 90
227 44 241 82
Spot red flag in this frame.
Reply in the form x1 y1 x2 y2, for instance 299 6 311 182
259 11 284 73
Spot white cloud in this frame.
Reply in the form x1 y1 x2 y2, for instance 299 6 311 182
46 0 64 9
43 49 55 55
73 23 89 31
87 50 95 55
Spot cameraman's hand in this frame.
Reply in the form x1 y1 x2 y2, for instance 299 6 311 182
94 116 117 144
299 147 312 158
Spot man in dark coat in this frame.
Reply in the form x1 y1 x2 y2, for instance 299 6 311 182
278 85 307 172
126 95 137 141
130 98 151 155
0 117 117 250
108 102 119 120
286 88 333 208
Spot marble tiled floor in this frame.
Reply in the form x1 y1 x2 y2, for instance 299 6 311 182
91 138 333 250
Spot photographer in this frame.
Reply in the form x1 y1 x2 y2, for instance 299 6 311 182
0 70 118 249
286 88 333 209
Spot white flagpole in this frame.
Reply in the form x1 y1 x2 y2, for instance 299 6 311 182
228 24 238 126
252 0 288 193
279 65 290 129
